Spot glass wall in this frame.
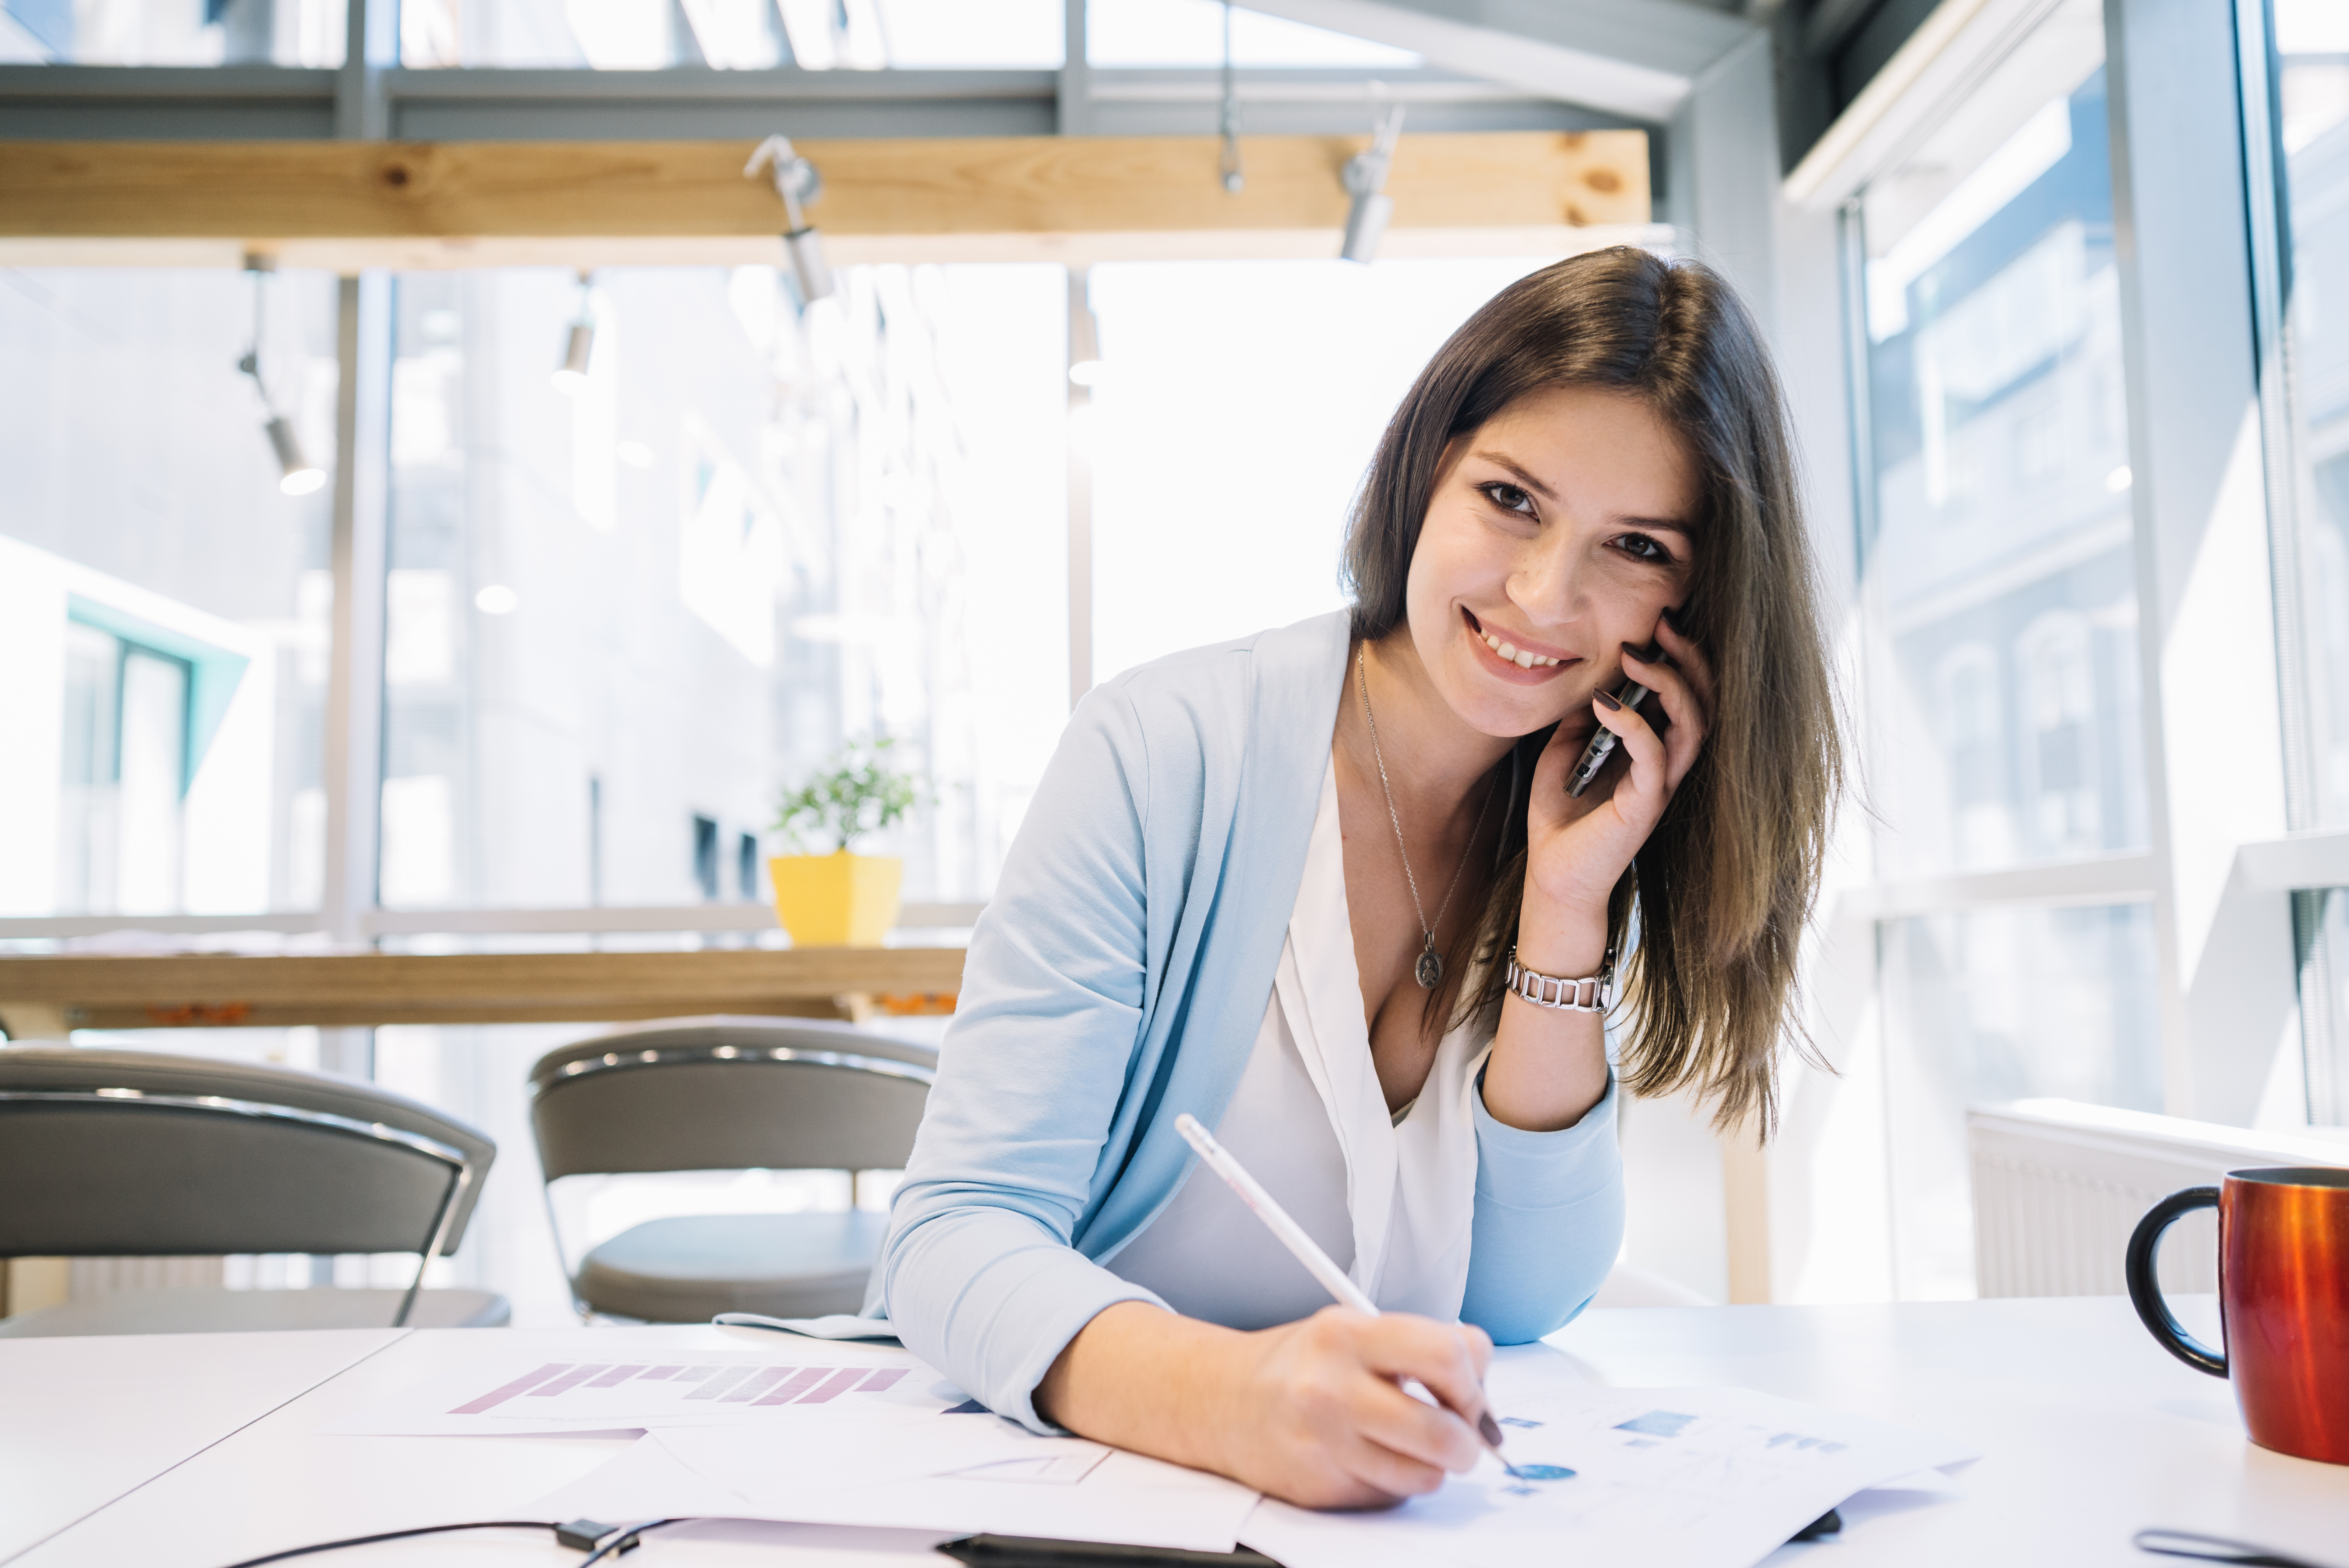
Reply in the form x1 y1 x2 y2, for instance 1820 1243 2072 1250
1857 0 2137 883
1087 0 1416 67
1878 902 2162 1298
378 262 1067 911
2266 0 2349 1122
395 0 1062 71
1854 0 2160 1292
0 0 345 64
2272 0 2349 825
0 266 336 919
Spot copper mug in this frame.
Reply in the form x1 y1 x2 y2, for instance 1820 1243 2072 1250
2126 1167 2349 1464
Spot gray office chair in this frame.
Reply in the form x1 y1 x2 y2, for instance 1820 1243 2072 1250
0 1045 507 1337
528 1017 936 1323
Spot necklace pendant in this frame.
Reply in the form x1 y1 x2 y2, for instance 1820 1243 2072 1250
1415 946 1443 989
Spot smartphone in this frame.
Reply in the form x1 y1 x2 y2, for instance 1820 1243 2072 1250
1565 678 1654 798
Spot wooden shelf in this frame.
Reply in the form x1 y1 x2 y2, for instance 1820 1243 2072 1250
0 949 967 1038
0 129 1650 268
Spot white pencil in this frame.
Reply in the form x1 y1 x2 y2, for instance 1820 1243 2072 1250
1172 1111 1523 1475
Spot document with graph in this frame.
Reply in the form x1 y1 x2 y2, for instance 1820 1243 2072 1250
521 1362 1262 1553
319 1344 924 1435
1240 1347 1978 1568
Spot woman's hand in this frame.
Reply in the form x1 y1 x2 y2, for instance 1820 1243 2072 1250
1035 1301 1496 1509
1520 611 1716 953
1483 611 1714 1133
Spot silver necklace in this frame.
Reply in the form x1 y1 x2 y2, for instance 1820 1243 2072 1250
1356 646 1497 989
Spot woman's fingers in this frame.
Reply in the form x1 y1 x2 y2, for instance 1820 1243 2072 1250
1526 705 1598 825
1652 612 1718 718
1341 1393 1473 1498
1592 682 1671 813
1353 1315 1497 1470
1279 1310 1492 1489
1618 641 1708 792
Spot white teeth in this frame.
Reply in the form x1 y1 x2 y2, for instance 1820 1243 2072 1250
1482 629 1560 668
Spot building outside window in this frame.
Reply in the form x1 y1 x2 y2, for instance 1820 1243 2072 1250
377 262 1068 913
2262 0 2349 1124
0 0 346 65
0 265 338 922
1852 0 2164 1299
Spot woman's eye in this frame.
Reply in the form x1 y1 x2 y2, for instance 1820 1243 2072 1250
1479 482 1535 516
1613 533 1672 563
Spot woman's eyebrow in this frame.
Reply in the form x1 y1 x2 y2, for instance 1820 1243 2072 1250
1613 513 1695 537
1468 450 1559 501
1471 450 1695 536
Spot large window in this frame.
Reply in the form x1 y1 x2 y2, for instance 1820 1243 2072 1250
2264 0 2349 1121
1087 0 1416 68
379 263 1067 911
1857 0 2135 882
1851 0 2166 1295
395 0 1064 71
0 0 345 65
0 266 337 919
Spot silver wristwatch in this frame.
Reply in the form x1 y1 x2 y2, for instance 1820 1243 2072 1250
1502 945 1614 1013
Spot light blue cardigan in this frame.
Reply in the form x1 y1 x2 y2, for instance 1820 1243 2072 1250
875 611 1624 1430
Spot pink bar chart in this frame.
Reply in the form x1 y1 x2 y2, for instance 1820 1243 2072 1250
445 1361 912 1419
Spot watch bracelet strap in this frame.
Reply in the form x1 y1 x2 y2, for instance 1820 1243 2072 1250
1502 944 1613 1013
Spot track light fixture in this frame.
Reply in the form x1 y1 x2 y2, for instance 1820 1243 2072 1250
745 135 835 303
1340 100 1406 264
552 271 595 393
239 253 326 496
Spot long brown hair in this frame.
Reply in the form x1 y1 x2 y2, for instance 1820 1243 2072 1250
1343 246 1841 1136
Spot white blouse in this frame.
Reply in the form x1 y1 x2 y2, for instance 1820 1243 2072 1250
1107 760 1494 1328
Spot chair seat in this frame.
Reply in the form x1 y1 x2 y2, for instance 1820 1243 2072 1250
575 1210 889 1323
0 1286 510 1337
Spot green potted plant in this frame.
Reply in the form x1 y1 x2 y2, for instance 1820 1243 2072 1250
767 736 927 946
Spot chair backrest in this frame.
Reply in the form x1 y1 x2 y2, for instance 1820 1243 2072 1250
0 1045 497 1258
527 1016 937 1182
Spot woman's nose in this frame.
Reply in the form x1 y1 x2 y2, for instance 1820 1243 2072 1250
1509 535 1585 623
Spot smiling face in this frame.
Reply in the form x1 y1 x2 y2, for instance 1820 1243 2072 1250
1399 383 1700 738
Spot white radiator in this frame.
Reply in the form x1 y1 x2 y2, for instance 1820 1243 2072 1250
1967 1100 2349 1298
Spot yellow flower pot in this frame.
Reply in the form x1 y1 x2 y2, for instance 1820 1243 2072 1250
768 852 903 947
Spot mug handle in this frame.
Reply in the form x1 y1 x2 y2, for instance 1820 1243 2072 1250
2125 1186 2226 1377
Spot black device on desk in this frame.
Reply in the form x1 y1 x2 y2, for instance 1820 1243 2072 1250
938 1512 1844 1568
939 1539 1279 1568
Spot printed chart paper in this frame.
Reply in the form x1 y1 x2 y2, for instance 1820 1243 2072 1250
319 1346 920 1435
526 1374 1260 1552
1242 1352 1977 1568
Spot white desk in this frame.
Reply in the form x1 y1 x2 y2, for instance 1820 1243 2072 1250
0 1329 404 1564
10 1300 2345 1568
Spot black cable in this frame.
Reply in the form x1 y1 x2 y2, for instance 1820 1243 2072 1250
580 1518 692 1566
212 1516 694 1568
213 1521 557 1568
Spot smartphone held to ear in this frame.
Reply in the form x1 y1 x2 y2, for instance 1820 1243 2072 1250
1566 680 1653 798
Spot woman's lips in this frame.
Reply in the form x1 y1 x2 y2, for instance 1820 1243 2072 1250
1462 607 1574 681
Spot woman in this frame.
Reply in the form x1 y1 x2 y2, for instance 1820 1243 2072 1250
875 247 1840 1509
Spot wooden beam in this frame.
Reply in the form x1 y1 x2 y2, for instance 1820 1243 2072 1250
0 131 1648 250
0 222 1672 273
0 949 967 1033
